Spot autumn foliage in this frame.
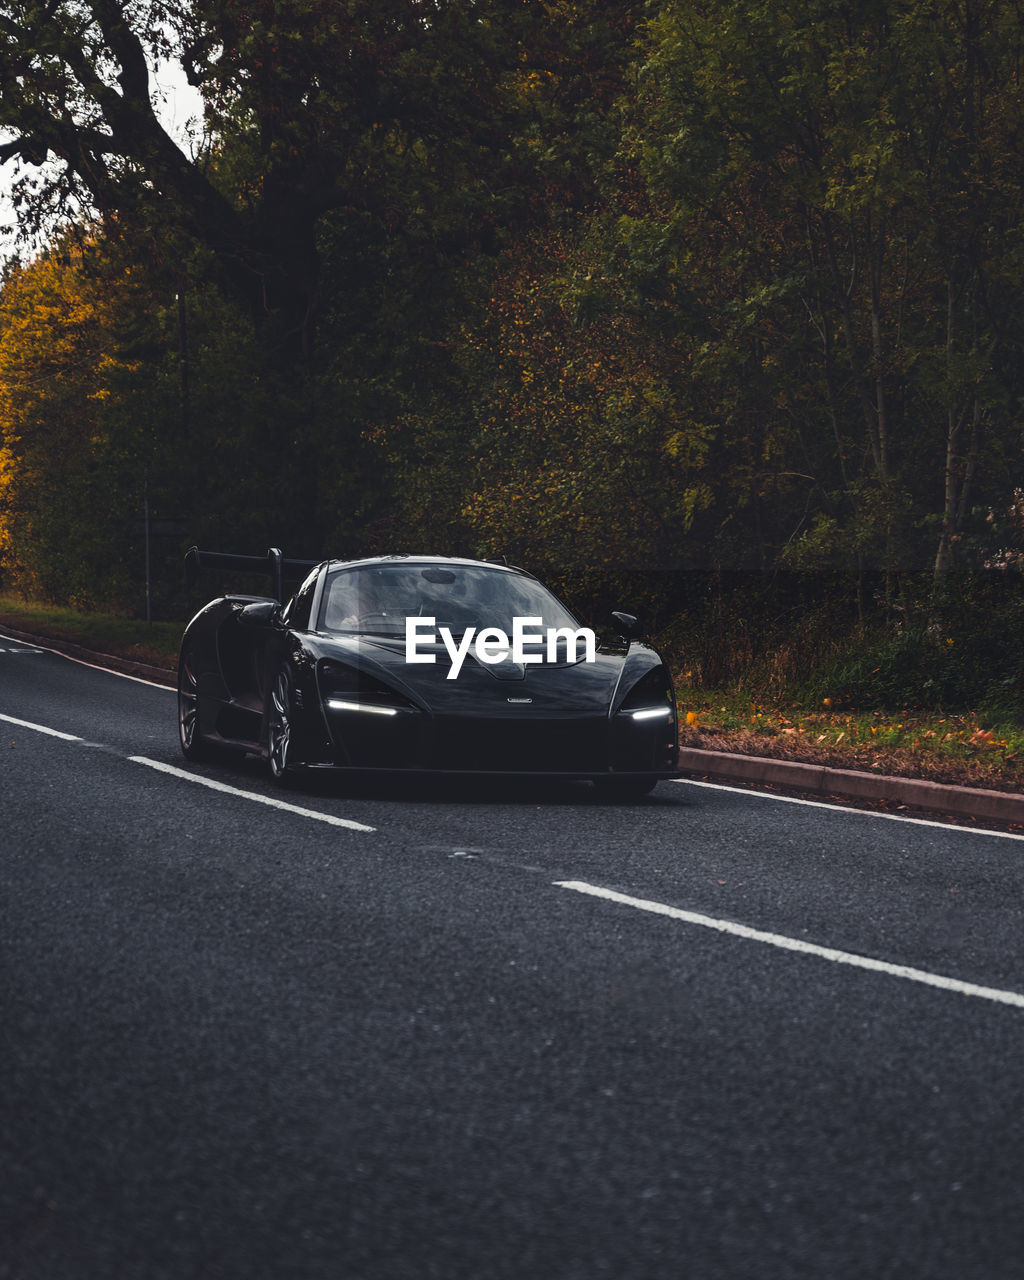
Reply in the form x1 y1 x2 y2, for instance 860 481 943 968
2 0 1024 712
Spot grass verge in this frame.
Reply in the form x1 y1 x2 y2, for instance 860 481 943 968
679 688 1024 793
0 595 180 667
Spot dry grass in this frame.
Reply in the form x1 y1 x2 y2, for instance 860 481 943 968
680 699 1024 793
0 596 179 667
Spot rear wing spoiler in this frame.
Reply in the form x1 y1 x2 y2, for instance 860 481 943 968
185 546 320 604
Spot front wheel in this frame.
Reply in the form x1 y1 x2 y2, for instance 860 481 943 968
268 663 297 782
177 647 208 760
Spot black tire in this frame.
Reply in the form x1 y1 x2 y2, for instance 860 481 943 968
177 647 208 761
268 663 297 783
593 775 658 802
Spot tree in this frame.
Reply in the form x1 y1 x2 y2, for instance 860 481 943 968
608 0 1024 585
433 232 716 580
0 224 314 607
0 238 154 604
0 0 531 364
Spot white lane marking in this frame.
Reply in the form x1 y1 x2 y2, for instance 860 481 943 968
129 757 376 832
0 631 173 690
675 777 1024 843
556 880 1024 1011
0 711 82 742
2 704 375 832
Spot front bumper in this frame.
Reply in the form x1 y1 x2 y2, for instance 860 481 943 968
318 704 678 777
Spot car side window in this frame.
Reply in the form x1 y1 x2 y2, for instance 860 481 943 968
285 569 319 631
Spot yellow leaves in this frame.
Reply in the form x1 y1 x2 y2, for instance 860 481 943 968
685 710 700 726
0 235 166 599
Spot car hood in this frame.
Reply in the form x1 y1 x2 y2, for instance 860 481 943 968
310 632 645 718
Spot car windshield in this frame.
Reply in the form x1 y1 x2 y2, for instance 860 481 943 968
320 563 579 638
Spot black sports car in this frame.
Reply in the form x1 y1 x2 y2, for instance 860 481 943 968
178 547 678 797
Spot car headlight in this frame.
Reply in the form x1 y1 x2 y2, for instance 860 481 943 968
317 660 422 715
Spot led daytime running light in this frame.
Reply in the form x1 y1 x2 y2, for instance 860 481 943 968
630 706 673 721
326 698 399 717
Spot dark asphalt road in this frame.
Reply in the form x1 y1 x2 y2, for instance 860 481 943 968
3 634 1024 1279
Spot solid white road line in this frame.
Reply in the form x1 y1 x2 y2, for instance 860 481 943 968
129 757 376 832
675 777 1024 842
0 631 173 690
555 880 1024 1010
0 711 82 742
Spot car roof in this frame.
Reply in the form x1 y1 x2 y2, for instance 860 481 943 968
322 554 529 577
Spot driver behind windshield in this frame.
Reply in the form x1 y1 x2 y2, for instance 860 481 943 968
323 568 426 632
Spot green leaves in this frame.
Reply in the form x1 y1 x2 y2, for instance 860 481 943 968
606 0 1024 576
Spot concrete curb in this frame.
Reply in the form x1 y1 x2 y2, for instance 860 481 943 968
0 621 177 688
679 746 1024 827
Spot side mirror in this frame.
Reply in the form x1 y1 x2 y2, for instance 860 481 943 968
238 600 283 628
611 611 640 639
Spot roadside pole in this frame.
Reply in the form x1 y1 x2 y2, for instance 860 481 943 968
144 469 151 625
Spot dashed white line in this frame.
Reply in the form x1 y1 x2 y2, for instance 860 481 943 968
3 710 374 832
129 757 376 832
555 880 1024 1010
0 711 82 742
